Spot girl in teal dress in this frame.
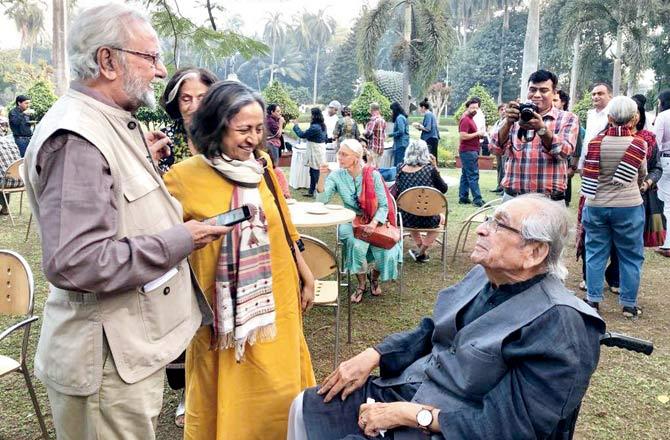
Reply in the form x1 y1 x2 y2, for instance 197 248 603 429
316 139 401 303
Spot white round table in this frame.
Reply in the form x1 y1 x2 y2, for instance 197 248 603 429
288 201 355 228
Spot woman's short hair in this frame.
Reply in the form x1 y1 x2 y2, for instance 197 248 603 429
658 89 670 113
419 98 431 110
68 3 151 81
607 96 638 126
160 67 218 120
189 81 265 159
403 139 431 166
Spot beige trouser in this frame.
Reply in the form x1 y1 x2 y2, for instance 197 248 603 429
46 337 165 440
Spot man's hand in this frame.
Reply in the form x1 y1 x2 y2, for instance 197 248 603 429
183 220 231 250
518 111 546 131
317 348 380 402
567 167 576 179
145 130 171 163
504 101 520 125
640 179 652 193
358 402 422 437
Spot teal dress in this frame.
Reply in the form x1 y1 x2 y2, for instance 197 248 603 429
317 169 401 281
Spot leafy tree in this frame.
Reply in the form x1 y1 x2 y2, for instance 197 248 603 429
357 0 457 111
263 12 287 85
321 23 360 105
450 11 526 108
350 82 391 124
453 84 498 127
283 84 310 106
5 0 45 64
262 81 300 121
26 79 57 122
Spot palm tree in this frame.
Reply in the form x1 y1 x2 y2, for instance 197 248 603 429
295 9 336 104
263 12 287 85
259 44 305 83
52 0 68 95
560 0 662 96
357 0 456 111
519 0 540 98
5 0 45 64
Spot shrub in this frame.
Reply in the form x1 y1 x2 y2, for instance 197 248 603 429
453 83 498 127
26 79 57 122
262 81 300 121
571 91 591 128
350 82 391 124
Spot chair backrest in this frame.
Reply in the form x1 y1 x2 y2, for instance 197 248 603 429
4 158 24 182
301 235 338 279
396 186 448 217
0 250 34 316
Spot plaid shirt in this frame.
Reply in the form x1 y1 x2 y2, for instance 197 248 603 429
365 113 387 155
0 135 22 188
490 107 578 194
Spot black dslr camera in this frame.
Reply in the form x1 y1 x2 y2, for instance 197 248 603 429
518 101 539 121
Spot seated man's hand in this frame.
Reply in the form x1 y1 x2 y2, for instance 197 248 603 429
317 348 380 402
145 130 172 163
359 402 424 437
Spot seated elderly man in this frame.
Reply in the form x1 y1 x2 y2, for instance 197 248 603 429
288 194 605 440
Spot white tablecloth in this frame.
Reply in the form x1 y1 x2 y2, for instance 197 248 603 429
289 142 337 189
378 142 394 168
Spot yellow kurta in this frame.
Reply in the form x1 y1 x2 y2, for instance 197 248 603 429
164 153 315 439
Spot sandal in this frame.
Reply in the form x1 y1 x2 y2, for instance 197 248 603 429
368 271 382 296
351 285 366 303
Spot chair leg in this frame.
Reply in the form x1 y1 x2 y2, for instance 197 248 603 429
461 223 472 252
21 367 49 439
25 214 33 242
2 192 16 227
442 231 447 280
347 270 352 344
19 191 24 216
451 224 468 263
333 304 340 369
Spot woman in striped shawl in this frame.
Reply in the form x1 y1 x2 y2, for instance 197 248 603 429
580 96 647 319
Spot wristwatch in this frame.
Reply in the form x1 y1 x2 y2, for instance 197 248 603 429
416 408 433 431
537 126 548 136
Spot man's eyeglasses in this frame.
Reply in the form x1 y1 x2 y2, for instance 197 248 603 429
111 47 161 67
483 215 522 235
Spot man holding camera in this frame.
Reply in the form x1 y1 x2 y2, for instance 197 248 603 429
490 70 579 202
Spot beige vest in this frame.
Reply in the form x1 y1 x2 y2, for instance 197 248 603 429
24 89 211 395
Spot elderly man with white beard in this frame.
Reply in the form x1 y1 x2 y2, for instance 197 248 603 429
23 3 230 438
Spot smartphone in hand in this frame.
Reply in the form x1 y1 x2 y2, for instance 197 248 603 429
205 205 255 227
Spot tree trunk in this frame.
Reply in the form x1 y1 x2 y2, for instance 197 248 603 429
269 39 276 85
497 0 509 104
402 2 412 111
52 0 69 96
612 23 623 96
568 34 580 111
519 0 540 99
312 46 320 104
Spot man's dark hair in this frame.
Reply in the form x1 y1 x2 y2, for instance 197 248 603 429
591 82 613 95
419 98 431 110
310 107 326 131
15 95 30 106
189 80 265 159
631 94 647 131
341 106 352 117
557 90 570 110
160 67 218 120
528 70 558 89
267 103 278 115
465 97 481 108
658 89 670 113
390 101 407 122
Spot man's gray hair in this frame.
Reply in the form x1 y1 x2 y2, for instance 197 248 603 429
403 139 431 166
607 96 638 126
68 3 153 81
501 194 570 280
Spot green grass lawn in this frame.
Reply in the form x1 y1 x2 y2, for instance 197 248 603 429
1 169 669 439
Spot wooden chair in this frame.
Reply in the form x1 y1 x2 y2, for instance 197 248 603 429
18 163 33 241
0 250 49 439
396 186 449 279
1 158 26 227
451 198 503 263
301 235 342 368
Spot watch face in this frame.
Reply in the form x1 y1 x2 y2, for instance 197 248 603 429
417 408 433 427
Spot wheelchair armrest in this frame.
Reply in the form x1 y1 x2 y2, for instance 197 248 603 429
599 332 653 355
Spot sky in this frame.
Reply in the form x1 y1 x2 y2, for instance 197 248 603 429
0 0 379 50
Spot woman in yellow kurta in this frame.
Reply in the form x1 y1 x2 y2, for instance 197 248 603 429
164 81 316 439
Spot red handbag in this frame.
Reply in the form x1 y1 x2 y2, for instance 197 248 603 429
352 215 400 249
